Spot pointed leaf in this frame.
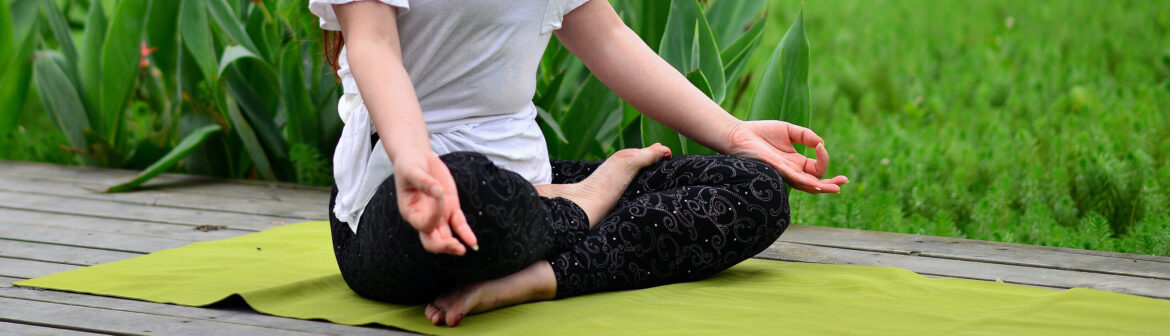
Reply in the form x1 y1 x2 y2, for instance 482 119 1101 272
659 0 726 104
105 124 223 193
280 40 319 149
615 0 671 51
145 0 181 75
0 0 12 59
39 0 77 72
33 50 90 151
224 95 277 181
748 10 810 130
557 74 620 160
180 0 217 83
721 16 767 82
706 0 766 50
218 45 265 76
536 106 568 145
79 0 107 115
207 0 263 59
98 0 150 146
0 15 37 132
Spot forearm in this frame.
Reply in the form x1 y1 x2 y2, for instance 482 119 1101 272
335 3 431 163
347 42 431 161
556 3 742 153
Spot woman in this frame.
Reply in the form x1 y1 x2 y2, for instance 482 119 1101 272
309 0 848 327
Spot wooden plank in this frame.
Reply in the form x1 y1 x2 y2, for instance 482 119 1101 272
0 296 324 336
0 191 304 231
0 222 204 254
0 175 327 220
0 160 329 204
0 278 415 336
757 241 1170 300
0 257 80 279
0 239 141 266
0 321 105 335
0 208 251 242
781 225 1170 279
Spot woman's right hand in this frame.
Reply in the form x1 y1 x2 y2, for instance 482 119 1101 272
393 151 478 255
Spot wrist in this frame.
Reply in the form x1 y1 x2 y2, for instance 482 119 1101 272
719 118 747 154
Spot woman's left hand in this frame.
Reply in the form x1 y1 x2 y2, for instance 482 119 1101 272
725 120 849 194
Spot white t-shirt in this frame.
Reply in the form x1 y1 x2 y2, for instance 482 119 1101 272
309 0 589 233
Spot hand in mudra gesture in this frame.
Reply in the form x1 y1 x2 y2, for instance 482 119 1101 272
725 120 849 194
394 152 478 255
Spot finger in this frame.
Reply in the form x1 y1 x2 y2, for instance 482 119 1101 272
796 142 830 179
759 153 823 193
823 175 849 185
786 123 826 149
814 142 830 178
449 208 478 251
437 224 466 255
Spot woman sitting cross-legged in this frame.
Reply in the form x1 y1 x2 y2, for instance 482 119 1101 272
309 0 849 327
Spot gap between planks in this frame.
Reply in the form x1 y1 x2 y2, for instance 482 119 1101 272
0 276 415 336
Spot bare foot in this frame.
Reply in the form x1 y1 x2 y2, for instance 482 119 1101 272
426 260 557 326
535 144 671 228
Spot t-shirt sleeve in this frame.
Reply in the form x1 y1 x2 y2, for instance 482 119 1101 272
308 0 410 31
541 0 590 34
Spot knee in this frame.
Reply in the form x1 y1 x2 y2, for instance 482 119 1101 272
726 156 789 204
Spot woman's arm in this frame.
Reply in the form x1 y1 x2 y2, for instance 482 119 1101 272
333 2 476 254
555 1 847 193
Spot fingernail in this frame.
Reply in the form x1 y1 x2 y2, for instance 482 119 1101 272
470 244 479 252
664 152 672 159
815 187 822 191
453 314 463 326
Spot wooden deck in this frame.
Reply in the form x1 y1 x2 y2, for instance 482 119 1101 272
1 160 1167 335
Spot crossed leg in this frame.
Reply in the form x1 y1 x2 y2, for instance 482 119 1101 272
426 153 790 326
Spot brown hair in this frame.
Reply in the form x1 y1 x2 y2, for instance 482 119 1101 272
323 30 345 74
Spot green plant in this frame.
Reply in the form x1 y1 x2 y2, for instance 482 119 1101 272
535 0 809 161
22 0 340 190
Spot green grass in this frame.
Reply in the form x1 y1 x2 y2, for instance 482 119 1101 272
746 0 1170 255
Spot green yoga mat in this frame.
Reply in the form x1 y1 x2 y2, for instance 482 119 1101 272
15 221 1170 335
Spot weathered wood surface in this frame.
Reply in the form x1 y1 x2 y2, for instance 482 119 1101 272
1 159 1168 334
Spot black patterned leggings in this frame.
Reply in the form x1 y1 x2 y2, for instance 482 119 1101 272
329 151 789 304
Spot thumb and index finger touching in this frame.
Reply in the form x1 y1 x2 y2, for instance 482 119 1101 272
399 160 479 255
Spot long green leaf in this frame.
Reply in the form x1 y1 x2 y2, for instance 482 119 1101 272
748 10 810 129
218 45 265 76
557 74 620 160
104 124 223 193
223 64 286 160
280 40 319 149
0 16 37 132
180 0 217 84
0 0 12 59
536 106 569 145
659 0 726 104
39 0 77 72
33 50 90 151
98 0 150 147
615 0 671 51
207 0 263 59
720 15 767 82
79 0 107 115
145 0 181 75
224 95 277 181
706 0 766 50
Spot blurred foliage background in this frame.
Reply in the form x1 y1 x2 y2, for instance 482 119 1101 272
1 0 1167 256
